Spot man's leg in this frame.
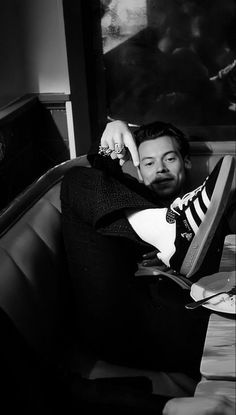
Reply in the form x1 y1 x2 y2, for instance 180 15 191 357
61 167 209 378
61 167 148 365
62 207 142 364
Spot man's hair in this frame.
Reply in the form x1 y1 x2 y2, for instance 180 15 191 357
133 121 190 159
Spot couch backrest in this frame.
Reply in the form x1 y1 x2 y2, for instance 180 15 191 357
0 155 89 362
0 141 235 361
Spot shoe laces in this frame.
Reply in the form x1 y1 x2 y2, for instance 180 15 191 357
170 183 205 215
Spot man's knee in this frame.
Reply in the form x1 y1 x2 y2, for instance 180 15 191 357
62 166 103 194
61 166 103 219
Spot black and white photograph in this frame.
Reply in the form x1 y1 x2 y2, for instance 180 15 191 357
0 1 235 413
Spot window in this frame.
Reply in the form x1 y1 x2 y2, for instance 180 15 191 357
100 0 236 137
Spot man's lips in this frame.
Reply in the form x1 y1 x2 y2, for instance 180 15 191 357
152 177 174 186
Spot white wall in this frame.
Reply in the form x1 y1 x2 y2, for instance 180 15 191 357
20 0 70 93
0 1 27 105
0 0 70 105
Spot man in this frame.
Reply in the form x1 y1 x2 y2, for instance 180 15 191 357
92 120 235 275
98 120 235 272
60 120 235 383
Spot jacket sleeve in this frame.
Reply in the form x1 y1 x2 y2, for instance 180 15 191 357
87 131 124 179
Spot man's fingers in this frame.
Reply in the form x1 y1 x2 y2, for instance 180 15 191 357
119 158 126 166
112 133 125 151
100 128 109 148
123 132 139 167
110 151 118 160
100 121 140 167
100 121 127 148
114 142 125 154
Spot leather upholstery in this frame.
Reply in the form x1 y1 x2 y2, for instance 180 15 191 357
0 155 89 362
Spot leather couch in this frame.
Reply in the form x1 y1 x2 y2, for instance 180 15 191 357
0 142 235 412
0 155 89 413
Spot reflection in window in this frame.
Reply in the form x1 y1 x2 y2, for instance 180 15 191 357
100 0 236 129
101 0 146 53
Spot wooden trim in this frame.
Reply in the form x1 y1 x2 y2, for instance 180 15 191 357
0 95 38 124
0 93 71 123
38 93 70 110
62 0 107 155
38 93 70 103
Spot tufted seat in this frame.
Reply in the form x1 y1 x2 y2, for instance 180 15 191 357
0 155 90 362
0 141 235 411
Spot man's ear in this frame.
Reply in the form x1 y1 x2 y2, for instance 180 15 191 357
184 155 192 170
137 166 143 182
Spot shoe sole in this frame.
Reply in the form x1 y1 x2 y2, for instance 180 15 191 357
180 155 235 278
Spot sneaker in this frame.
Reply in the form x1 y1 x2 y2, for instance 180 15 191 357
167 155 235 278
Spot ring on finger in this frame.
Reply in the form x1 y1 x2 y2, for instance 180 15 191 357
98 145 113 156
114 143 125 154
98 145 107 155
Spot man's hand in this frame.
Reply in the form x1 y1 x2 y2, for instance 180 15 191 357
163 396 235 415
100 120 140 167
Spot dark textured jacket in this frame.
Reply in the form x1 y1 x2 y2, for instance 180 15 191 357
86 145 168 238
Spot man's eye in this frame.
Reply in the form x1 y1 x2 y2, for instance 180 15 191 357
144 162 154 166
165 157 176 162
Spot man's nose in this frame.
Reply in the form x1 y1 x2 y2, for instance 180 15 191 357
156 161 168 173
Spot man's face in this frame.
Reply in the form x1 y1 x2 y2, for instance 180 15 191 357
138 135 191 201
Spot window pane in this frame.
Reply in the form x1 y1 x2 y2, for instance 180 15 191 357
101 0 236 131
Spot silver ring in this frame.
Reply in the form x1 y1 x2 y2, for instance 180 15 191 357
98 145 113 156
114 143 124 154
